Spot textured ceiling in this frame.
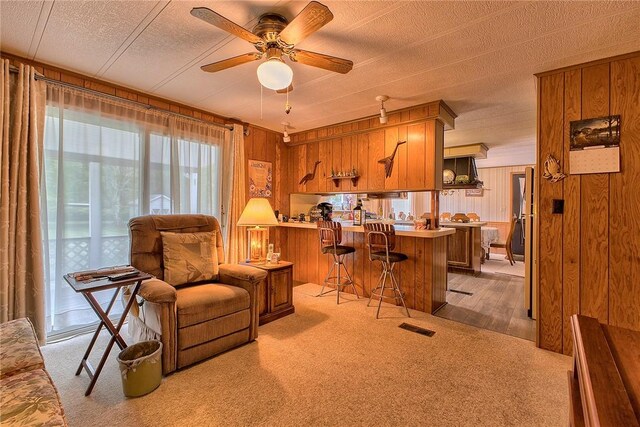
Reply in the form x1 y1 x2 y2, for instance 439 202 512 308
2 1 639 166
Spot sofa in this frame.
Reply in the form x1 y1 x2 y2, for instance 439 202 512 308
127 214 267 375
0 318 67 426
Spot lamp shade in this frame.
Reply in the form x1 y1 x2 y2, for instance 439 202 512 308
237 198 279 227
257 59 293 90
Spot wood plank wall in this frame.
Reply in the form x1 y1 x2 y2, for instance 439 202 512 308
243 127 288 252
536 51 640 355
284 101 454 195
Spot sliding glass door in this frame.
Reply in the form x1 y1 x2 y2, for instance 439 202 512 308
41 86 226 338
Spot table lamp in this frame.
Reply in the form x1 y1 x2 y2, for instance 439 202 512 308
237 198 278 263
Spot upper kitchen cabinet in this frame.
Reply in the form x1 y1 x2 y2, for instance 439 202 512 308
286 100 455 194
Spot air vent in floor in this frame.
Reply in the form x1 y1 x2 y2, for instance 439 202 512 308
449 288 473 296
399 323 435 337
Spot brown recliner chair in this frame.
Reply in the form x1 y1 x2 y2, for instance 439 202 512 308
127 214 267 375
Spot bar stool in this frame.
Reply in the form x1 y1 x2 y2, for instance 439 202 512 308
317 220 359 304
364 223 410 319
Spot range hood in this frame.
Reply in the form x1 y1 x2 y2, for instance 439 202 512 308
443 144 486 189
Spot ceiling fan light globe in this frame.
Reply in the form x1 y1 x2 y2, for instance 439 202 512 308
257 59 293 90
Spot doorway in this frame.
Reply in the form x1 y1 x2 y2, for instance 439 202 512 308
435 167 536 341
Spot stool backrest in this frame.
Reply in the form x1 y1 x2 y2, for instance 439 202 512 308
467 212 480 222
317 220 342 248
364 223 396 252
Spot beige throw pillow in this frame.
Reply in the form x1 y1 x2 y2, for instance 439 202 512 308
161 231 218 286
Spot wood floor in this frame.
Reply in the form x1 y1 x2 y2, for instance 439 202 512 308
435 271 536 341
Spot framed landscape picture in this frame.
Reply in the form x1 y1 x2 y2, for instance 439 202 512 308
569 115 620 174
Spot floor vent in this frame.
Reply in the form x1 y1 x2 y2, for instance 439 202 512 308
399 323 435 337
449 288 473 296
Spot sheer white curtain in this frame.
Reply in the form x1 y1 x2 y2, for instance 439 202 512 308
42 84 228 337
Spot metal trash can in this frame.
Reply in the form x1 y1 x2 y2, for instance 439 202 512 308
117 340 162 397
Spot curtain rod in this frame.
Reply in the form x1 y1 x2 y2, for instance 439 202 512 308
7 64 236 131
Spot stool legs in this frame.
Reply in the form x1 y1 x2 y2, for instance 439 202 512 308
367 261 410 319
317 253 359 304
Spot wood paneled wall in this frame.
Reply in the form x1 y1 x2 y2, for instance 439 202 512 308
536 51 640 355
244 127 288 252
285 101 454 195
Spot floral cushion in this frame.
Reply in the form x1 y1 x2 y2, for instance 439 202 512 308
161 231 219 286
0 369 67 426
0 318 44 380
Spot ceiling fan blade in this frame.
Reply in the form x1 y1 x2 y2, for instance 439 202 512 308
291 49 353 74
191 7 262 45
201 53 261 73
278 1 333 46
275 84 294 94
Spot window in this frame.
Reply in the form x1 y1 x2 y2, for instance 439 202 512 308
42 86 227 338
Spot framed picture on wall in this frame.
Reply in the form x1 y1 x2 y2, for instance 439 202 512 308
465 188 483 197
248 159 272 197
569 115 621 174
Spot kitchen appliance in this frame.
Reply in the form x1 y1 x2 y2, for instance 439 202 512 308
309 205 322 223
316 202 333 221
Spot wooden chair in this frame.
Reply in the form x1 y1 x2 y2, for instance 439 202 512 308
467 212 481 222
489 215 518 265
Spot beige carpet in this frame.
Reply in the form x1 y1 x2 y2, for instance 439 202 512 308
41 283 570 427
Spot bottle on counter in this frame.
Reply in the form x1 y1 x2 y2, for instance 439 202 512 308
353 199 364 226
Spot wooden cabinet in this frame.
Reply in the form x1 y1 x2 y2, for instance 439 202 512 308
248 261 295 325
446 225 482 274
286 100 455 194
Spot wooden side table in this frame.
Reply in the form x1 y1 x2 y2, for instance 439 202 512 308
64 269 152 396
244 261 295 325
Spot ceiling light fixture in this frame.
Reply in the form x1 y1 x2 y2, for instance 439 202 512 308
257 48 293 90
376 95 389 124
282 121 291 143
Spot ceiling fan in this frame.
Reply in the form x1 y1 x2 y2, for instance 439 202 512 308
190 2 353 91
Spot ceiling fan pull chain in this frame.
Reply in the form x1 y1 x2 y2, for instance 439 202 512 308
285 87 291 115
260 83 263 120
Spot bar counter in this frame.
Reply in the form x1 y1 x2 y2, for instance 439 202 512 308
278 221 455 238
276 221 453 314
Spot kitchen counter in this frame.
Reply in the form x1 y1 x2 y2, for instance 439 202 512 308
276 221 451 314
439 221 487 228
278 221 455 238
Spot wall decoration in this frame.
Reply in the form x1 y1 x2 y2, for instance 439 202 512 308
248 159 272 197
299 160 321 185
542 154 566 182
378 140 406 178
569 115 621 174
443 169 456 185
465 188 484 197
